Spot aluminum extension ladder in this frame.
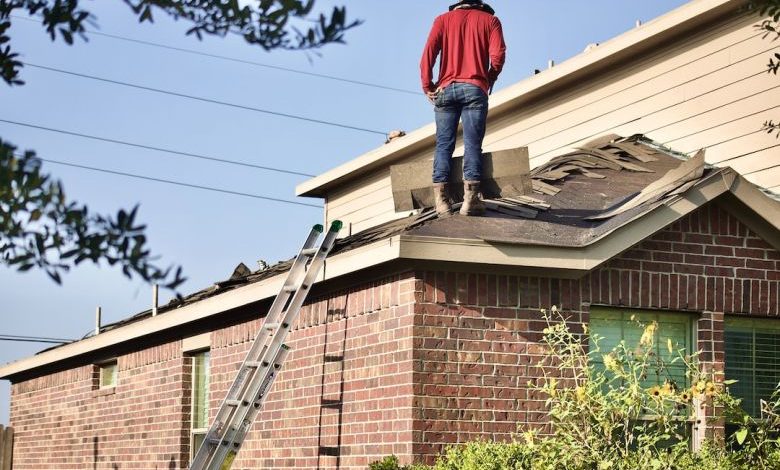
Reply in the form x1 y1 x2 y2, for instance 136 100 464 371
190 221 342 470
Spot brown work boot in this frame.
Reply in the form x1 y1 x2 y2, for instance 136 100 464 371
433 182 452 216
459 180 486 216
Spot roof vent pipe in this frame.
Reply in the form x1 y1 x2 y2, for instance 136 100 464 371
548 59 555 69
95 306 102 336
636 19 642 27
152 284 159 317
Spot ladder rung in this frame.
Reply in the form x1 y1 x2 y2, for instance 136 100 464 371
226 399 243 407
283 285 297 293
264 322 280 330
321 399 342 409
319 446 340 457
245 361 262 368
301 247 318 256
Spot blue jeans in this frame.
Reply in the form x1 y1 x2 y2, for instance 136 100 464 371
432 82 488 183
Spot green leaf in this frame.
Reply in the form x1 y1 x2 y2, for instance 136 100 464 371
735 427 748 445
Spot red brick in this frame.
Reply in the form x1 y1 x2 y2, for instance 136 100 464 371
735 248 766 259
675 264 704 275
674 243 704 254
487 275 498 307
747 259 775 270
714 236 744 247
737 269 767 280
705 266 735 277
661 274 670 309
706 245 734 256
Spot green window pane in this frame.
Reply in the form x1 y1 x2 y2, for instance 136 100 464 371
192 351 210 430
725 319 780 417
100 362 117 388
589 308 693 389
191 432 206 462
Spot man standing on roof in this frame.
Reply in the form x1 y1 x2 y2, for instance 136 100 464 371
421 0 506 216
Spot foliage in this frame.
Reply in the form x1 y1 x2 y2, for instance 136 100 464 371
0 0 361 85
0 138 185 289
369 308 780 470
369 455 430 470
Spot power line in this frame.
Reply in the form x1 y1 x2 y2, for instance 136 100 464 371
17 153 323 208
22 62 388 136
11 15 420 96
0 118 315 177
0 334 73 344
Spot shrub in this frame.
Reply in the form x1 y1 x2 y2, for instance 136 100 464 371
369 309 780 469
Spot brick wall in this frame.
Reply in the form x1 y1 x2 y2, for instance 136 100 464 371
412 202 780 462
10 341 188 469
218 272 417 470
9 202 780 469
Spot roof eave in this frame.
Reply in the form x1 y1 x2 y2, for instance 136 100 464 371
0 236 402 381
5 169 777 381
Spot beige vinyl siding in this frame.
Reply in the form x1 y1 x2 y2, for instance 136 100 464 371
326 169 409 236
324 11 780 232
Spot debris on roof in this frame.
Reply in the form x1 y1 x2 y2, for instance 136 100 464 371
230 263 252 280
586 149 705 220
385 130 406 144
56 134 725 349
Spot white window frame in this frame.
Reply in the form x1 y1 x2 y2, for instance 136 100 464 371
190 350 210 463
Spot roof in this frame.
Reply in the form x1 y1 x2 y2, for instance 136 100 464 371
1 133 778 381
295 0 743 198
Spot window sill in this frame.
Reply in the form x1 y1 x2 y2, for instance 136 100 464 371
93 386 117 398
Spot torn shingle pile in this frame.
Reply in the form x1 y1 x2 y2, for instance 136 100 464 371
482 133 693 218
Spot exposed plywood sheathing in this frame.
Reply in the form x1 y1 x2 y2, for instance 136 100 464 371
390 147 531 211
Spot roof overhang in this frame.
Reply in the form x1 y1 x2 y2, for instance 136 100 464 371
3 168 777 382
295 0 745 198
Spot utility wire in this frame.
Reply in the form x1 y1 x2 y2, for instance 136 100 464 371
11 15 420 96
1 333 74 342
0 118 315 177
0 334 73 344
22 62 388 136
16 153 323 208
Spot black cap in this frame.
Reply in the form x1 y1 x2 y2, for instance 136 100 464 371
449 0 495 15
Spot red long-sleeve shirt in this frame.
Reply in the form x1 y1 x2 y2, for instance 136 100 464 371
420 8 506 95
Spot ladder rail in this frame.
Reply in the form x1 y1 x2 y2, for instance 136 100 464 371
189 221 341 470
202 222 340 469
190 224 320 470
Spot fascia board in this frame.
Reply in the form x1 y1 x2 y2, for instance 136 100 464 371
295 0 741 198
0 237 402 380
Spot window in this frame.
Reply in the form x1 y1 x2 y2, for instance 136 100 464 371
589 308 694 388
190 350 210 462
725 318 780 417
99 361 118 389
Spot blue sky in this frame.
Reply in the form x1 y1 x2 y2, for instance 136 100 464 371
0 0 691 424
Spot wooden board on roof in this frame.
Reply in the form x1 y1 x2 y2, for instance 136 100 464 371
389 147 532 212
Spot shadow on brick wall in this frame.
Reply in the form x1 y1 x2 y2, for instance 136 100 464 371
317 305 348 468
